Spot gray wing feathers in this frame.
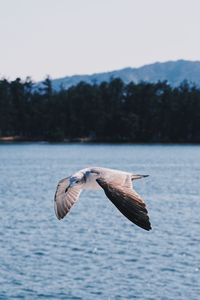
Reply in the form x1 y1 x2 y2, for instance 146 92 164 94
54 177 81 219
96 178 151 231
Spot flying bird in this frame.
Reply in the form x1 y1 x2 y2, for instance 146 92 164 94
54 167 151 231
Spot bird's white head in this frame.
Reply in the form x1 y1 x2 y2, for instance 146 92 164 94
69 172 86 187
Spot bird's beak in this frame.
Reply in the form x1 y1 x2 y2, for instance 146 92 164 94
132 174 149 180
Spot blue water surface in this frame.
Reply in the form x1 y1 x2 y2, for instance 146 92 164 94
0 143 199 300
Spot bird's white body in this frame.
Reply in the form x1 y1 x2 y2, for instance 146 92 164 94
74 167 131 190
83 172 101 190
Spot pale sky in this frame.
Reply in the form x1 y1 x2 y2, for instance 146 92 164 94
1 0 200 81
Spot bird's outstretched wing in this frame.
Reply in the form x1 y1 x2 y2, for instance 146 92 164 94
54 177 82 219
96 178 151 231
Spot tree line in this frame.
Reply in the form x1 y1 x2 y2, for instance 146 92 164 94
0 77 200 143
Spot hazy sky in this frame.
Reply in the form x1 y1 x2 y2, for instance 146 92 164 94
1 0 200 81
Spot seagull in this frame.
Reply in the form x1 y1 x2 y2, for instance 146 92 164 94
54 167 152 231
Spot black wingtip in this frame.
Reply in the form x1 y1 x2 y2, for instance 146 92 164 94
143 224 152 231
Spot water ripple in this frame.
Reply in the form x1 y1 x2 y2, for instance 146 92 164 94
0 144 200 299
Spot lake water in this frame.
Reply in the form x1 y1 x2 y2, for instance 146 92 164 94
0 143 199 300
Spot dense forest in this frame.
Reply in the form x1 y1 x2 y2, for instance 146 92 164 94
0 77 200 143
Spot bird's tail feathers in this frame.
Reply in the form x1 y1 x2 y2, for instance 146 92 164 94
131 174 149 180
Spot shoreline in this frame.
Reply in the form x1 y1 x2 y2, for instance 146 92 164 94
0 136 200 145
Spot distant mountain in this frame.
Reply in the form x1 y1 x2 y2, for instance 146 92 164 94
37 60 200 91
